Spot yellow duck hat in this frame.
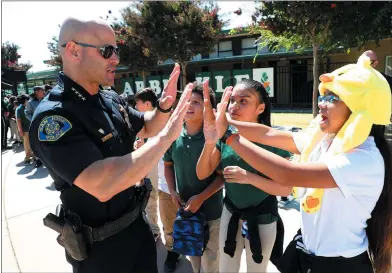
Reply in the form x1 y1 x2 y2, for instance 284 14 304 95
301 55 391 161
293 55 391 213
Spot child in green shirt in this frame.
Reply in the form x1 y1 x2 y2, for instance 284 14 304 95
197 79 291 272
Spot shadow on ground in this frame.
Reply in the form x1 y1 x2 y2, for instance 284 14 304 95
156 239 193 273
26 166 49 179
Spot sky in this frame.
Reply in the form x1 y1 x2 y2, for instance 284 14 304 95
1 1 256 72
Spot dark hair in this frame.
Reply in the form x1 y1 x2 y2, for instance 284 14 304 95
191 82 217 108
134 87 158 108
44 84 52 92
236 79 271 126
8 96 16 104
367 124 392 273
17 94 29 105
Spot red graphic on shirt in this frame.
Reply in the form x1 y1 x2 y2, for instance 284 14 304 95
306 196 320 209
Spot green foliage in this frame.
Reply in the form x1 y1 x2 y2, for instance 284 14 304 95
1 42 20 64
108 8 160 75
244 1 392 115
124 1 226 66
1 41 33 71
46 36 62 69
251 1 392 55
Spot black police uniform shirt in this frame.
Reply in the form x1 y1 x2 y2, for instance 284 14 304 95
29 72 145 228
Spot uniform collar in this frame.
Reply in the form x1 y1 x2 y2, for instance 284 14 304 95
181 123 204 139
58 71 102 104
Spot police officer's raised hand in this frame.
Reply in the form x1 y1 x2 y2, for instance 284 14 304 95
159 63 181 110
159 83 193 142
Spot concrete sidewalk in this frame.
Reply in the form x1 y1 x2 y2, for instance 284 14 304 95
1 142 300 273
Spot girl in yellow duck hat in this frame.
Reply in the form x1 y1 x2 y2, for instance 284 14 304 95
201 55 392 273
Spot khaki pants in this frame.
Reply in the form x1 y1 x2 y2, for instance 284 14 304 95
23 133 34 161
145 165 160 235
158 190 178 250
219 205 276 273
189 219 220 273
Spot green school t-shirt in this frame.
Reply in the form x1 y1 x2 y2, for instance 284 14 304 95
163 126 223 221
216 140 291 224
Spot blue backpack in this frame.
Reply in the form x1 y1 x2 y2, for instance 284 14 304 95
172 208 209 257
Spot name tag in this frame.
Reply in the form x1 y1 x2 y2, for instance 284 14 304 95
101 133 113 142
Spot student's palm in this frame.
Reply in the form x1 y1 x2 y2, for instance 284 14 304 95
203 84 232 144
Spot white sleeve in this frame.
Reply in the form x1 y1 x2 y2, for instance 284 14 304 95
292 131 310 153
323 148 384 199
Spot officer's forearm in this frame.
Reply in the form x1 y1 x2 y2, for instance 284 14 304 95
74 135 173 202
140 109 170 138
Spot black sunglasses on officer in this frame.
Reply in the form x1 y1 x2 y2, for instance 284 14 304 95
61 41 120 59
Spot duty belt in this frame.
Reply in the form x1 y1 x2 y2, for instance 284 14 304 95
83 201 143 244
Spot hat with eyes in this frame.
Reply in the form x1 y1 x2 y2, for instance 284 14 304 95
301 55 391 161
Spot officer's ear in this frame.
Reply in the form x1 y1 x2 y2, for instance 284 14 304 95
65 42 82 61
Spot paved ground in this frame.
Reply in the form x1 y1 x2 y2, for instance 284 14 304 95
1 140 300 273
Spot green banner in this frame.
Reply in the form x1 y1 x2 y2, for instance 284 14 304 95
119 68 275 97
212 70 231 93
147 76 163 96
121 77 135 96
232 69 252 85
134 77 145 93
195 72 212 86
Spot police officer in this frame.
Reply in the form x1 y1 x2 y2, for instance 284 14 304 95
29 17 193 273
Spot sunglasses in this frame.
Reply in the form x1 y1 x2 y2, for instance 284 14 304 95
318 95 342 105
61 41 120 59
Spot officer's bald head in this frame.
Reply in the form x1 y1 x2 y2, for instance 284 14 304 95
58 17 119 94
59 18 115 55
361 50 378 68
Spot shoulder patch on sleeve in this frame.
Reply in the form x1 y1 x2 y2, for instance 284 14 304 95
38 115 72 141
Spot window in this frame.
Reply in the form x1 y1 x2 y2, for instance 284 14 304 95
201 52 209 59
241 38 257 55
219 41 233 57
385 56 392 76
192 54 202 61
210 44 218 59
232 39 242 56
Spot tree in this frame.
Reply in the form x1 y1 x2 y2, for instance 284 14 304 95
104 10 159 86
46 36 62 69
1 41 33 71
124 1 226 88
240 2 392 116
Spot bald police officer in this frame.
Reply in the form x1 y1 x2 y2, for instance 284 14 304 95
29 17 193 273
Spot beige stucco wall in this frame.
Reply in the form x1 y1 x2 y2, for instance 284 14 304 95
328 38 392 73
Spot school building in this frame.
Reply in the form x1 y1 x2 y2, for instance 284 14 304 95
25 30 392 108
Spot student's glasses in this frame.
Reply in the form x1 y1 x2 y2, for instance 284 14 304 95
318 95 342 105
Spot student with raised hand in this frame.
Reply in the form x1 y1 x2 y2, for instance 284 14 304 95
203 56 392 273
164 81 224 273
196 79 291 273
